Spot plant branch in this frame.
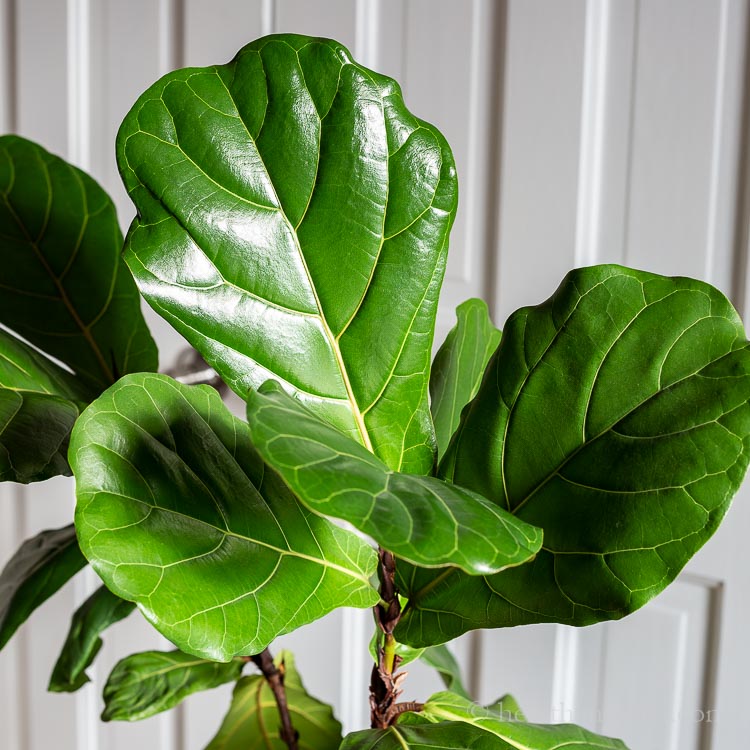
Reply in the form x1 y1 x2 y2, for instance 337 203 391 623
250 648 299 750
370 548 408 729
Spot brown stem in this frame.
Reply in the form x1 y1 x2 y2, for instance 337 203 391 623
370 548 408 729
250 648 299 750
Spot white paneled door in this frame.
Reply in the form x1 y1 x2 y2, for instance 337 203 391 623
1 1 749 749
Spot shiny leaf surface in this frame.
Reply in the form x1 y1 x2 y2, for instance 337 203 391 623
398 266 750 645
246 381 542 573
206 651 341 750
0 135 157 395
430 299 501 460
0 328 88 482
102 649 243 721
418 692 627 748
116 34 458 474
0 525 86 650
71 374 378 660
340 723 500 749
49 585 135 692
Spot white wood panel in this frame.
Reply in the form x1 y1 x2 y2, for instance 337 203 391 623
623 1 726 281
572 577 719 750
494 0 587 325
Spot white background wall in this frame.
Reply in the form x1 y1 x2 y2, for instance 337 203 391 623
1 1 750 749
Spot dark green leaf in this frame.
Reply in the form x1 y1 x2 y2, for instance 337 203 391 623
205 651 341 750
398 266 750 645
0 525 86 650
246 382 542 573
102 649 243 721
0 328 88 482
430 299 501 460
49 585 135 692
0 135 157 395
340 723 500 749
418 691 628 749
71 373 378 660
116 34 457 474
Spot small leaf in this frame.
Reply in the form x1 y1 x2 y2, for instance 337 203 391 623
418 691 628 749
246 382 542 574
0 328 88 482
71 373 378 660
419 645 470 699
206 651 341 750
340 723 499 749
117 34 458 474
0 135 157 395
430 299 501 460
102 649 243 721
398 267 750 645
488 694 526 722
0 525 86 650
49 585 135 692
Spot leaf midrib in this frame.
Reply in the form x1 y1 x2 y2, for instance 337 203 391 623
214 55 376 451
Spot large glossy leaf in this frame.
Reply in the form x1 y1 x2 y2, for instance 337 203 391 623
0 328 88 482
397 266 750 645
340 723 500 749
116 34 458 474
417 691 628 749
49 585 135 692
246 381 542 573
430 299 501 460
71 373 378 660
102 649 243 721
0 135 157 395
0 525 86 650
206 651 341 750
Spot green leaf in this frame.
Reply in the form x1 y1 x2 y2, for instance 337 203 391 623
0 328 88 482
246 381 542 574
49 585 135 692
71 373 378 660
419 645 470 699
418 691 628 749
205 651 341 750
0 525 86 650
116 34 457 474
488 694 526 722
102 649 244 721
0 135 157 395
430 299 501 460
340 723 500 749
397 266 750 645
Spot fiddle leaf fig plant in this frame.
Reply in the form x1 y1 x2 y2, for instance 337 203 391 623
1 32 749 750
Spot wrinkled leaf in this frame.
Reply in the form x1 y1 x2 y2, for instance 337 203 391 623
246 381 542 573
102 649 243 721
116 34 457 474
0 525 86 650
49 585 135 692
398 266 750 645
430 299 501 459
206 651 341 750
0 328 88 482
417 691 628 749
71 373 378 660
340 723 499 749
0 135 157 395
